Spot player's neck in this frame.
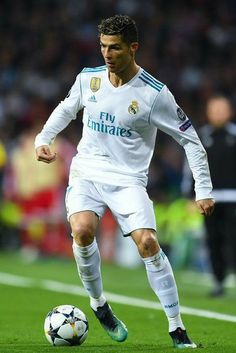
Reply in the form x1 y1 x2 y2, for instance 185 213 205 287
109 63 140 87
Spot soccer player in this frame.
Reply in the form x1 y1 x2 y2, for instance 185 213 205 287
35 15 214 348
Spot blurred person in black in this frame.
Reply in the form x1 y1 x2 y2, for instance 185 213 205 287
182 95 236 297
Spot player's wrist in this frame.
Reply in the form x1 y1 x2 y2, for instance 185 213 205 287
195 187 213 201
34 134 51 149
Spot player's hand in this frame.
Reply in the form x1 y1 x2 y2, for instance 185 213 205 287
36 145 57 164
196 198 215 216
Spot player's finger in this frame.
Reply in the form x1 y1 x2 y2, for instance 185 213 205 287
37 153 57 163
196 202 205 214
207 205 214 216
36 145 54 158
198 206 205 215
203 204 214 216
38 152 56 159
37 157 51 163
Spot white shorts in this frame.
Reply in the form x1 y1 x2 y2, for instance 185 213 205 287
65 179 156 236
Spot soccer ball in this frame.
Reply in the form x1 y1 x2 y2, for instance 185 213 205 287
44 304 89 346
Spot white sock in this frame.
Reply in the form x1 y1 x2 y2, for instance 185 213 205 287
142 249 185 332
90 295 107 311
72 239 106 310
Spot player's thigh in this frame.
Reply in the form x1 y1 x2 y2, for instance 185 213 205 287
131 228 158 245
131 228 160 257
70 210 99 237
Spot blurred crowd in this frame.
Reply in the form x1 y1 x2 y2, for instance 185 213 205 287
0 0 236 264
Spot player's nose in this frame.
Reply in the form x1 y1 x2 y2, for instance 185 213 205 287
103 48 112 59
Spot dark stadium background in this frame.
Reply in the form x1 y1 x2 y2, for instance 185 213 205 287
0 0 236 265
1 3 236 352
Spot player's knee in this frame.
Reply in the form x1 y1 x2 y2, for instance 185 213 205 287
71 223 95 246
138 231 159 257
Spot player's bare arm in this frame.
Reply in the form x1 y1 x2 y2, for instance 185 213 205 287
36 145 57 164
196 198 215 216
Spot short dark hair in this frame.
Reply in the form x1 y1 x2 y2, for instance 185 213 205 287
98 15 138 44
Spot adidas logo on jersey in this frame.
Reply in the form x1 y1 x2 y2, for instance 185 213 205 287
88 95 97 102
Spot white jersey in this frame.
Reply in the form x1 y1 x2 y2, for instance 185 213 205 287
35 65 212 201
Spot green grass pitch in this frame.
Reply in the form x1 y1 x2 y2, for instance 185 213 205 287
0 251 236 353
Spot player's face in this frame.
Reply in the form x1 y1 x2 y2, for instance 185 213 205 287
100 34 138 74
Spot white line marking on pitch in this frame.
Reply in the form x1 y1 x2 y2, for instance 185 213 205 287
0 271 236 323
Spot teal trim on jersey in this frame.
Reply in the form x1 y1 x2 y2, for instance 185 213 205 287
82 65 106 73
141 71 164 91
142 70 165 87
139 74 164 92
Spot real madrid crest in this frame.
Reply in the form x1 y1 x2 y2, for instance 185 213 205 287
90 77 101 93
128 101 139 115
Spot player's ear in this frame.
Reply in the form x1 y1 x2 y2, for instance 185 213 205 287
130 42 139 56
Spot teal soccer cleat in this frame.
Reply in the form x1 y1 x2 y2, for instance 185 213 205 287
92 302 128 342
169 327 197 349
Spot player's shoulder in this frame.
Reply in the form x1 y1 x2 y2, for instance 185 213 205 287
81 65 107 75
138 69 165 94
